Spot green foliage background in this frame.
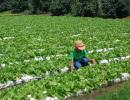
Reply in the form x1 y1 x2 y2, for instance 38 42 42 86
0 15 130 99
0 0 130 18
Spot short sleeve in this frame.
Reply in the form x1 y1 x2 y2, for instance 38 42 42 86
84 50 89 56
70 52 74 60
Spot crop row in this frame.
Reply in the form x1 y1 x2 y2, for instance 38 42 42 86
0 47 114 68
1 36 129 63
0 53 130 91
1 46 129 83
0 59 130 99
0 47 115 83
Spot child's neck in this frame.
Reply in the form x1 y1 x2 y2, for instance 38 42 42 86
75 48 83 52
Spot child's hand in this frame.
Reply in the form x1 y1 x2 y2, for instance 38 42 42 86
90 59 97 64
69 65 75 71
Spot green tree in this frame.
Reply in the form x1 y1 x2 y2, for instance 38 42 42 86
71 1 83 16
28 0 41 14
71 0 98 17
116 0 130 18
0 0 129 18
40 0 51 13
97 0 103 16
50 0 71 16
0 0 12 12
102 0 118 18
11 0 28 13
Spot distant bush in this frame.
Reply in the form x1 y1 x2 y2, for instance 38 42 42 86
0 0 130 18
11 0 28 13
71 0 97 17
50 0 71 16
0 0 11 12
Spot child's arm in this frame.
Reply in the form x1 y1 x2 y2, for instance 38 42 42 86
69 60 75 71
86 50 97 64
69 52 75 71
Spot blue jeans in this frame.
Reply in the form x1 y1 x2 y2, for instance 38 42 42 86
74 58 90 69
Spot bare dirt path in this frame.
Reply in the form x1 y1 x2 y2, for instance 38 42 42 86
67 80 130 100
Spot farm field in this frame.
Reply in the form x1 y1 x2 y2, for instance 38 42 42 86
0 15 130 100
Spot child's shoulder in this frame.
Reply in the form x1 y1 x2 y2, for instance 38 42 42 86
83 49 89 54
84 49 89 52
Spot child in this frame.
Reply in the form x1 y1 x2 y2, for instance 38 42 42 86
69 40 96 71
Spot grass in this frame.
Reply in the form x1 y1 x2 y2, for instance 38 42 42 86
0 11 20 16
96 81 130 100
67 81 130 100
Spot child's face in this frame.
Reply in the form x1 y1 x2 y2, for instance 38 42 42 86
75 44 85 51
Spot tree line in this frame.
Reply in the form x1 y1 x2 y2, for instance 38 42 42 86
0 0 130 18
